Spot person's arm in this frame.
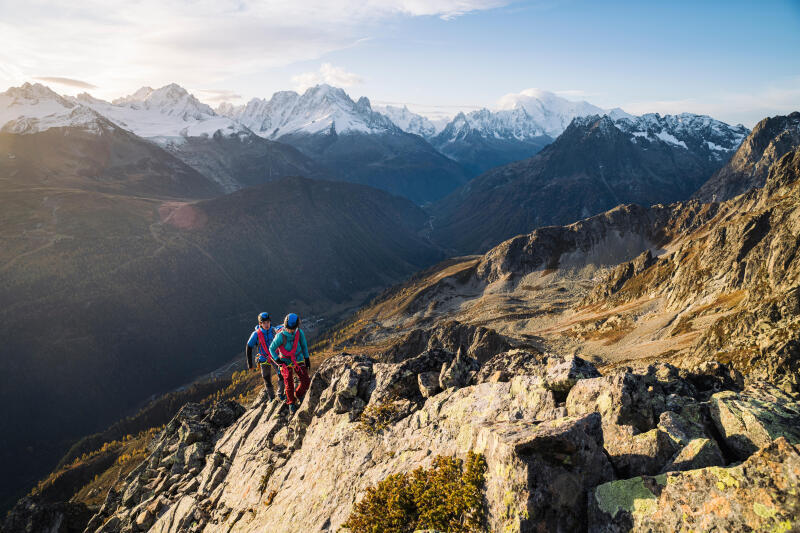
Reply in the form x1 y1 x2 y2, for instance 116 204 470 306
300 330 310 371
269 332 281 364
246 331 258 370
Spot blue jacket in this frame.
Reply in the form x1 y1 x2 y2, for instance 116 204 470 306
269 328 309 365
247 325 276 366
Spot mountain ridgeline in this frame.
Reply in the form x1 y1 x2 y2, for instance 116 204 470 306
432 113 748 253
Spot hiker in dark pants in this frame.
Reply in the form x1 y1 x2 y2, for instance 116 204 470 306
269 313 311 414
245 312 284 401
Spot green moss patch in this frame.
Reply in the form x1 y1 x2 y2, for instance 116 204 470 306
594 477 658 519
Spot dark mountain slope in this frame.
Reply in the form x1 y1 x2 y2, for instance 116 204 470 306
0 171 442 512
693 111 800 202
281 128 469 205
432 115 738 253
161 132 331 193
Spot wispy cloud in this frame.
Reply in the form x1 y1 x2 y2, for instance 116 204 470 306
34 76 97 89
0 0 511 99
197 89 242 103
292 64 364 91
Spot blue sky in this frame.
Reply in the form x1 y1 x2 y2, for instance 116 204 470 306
0 0 797 126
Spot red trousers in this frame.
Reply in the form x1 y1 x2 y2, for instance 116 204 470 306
280 363 310 405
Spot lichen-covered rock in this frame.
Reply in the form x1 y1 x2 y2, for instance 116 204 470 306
542 354 602 396
475 349 544 383
379 319 511 365
602 425 679 478
473 413 614 533
661 437 725 472
566 371 656 432
709 380 800 459
371 348 453 404
588 437 800 532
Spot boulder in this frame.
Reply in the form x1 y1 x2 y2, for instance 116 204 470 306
542 354 601 397
417 371 440 398
370 348 453 404
709 380 800 459
566 371 656 432
476 349 544 383
588 437 800 532
474 413 615 533
661 438 725 472
602 425 680 478
439 346 479 389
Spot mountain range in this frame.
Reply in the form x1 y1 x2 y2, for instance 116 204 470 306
0 79 771 515
432 113 748 252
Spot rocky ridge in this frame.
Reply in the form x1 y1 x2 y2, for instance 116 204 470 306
694 111 800 202
17 344 795 533
586 146 800 390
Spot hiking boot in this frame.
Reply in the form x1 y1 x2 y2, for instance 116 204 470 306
288 403 298 415
279 392 287 402
265 388 276 402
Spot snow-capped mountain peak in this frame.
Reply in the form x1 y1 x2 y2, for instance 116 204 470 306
0 83 108 134
70 83 248 143
615 112 749 157
372 104 439 138
217 84 398 139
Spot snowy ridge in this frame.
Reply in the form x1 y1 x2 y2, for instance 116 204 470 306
372 104 438 137
434 90 632 145
0 83 108 134
616 113 749 157
75 84 249 144
217 84 400 139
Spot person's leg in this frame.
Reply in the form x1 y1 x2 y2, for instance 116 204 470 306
280 364 296 405
259 363 275 400
271 360 285 399
294 364 310 402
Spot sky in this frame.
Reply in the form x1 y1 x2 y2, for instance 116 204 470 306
0 0 798 127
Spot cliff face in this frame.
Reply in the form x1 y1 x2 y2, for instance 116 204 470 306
587 148 800 389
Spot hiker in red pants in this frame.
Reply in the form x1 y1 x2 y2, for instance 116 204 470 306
269 313 311 414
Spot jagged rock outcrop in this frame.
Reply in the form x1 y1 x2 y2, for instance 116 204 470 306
694 111 800 202
379 319 510 365
76 341 800 533
588 437 800 532
474 203 677 285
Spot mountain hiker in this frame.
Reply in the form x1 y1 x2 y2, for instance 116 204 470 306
246 312 284 401
269 313 311 414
